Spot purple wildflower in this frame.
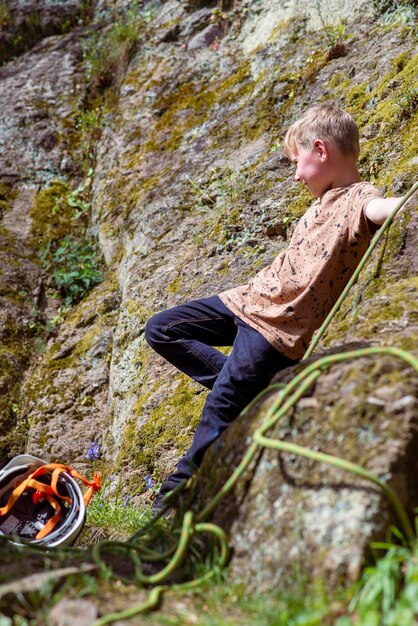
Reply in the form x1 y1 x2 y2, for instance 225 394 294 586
123 495 131 507
86 441 100 461
144 474 155 490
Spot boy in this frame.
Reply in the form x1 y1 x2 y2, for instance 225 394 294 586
145 104 401 513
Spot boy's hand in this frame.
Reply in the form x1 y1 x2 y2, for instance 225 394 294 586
365 196 405 225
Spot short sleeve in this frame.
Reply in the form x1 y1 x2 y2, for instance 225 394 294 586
348 183 383 243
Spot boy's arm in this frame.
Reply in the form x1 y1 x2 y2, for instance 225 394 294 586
365 196 404 225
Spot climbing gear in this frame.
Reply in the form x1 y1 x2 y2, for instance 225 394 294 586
1 183 415 626
85 183 418 625
0 454 100 547
304 180 418 358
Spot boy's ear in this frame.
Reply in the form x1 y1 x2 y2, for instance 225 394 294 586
313 138 328 161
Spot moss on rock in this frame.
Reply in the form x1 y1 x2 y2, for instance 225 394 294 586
117 373 206 487
29 181 73 249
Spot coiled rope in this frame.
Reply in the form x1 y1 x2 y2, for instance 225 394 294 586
4 183 415 624
88 180 418 625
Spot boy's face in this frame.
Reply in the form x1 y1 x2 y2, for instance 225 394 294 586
291 143 330 198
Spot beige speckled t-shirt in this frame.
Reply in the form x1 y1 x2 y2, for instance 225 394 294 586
220 182 383 360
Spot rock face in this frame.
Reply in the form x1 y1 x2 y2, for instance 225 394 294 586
193 341 418 589
0 0 417 588
0 0 91 64
0 26 85 183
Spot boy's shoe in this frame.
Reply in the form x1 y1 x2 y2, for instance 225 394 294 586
151 480 177 518
151 478 186 519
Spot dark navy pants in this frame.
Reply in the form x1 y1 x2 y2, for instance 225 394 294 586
144 295 296 488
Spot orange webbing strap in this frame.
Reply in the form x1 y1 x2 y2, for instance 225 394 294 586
0 462 101 540
36 494 62 540
67 468 101 505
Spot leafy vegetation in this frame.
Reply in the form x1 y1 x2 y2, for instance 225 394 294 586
30 173 103 307
72 107 104 174
40 235 103 306
81 1 149 92
340 528 418 626
80 478 152 544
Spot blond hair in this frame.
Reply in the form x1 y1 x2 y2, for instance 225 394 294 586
283 105 360 160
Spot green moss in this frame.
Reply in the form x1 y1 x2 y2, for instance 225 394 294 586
123 61 253 160
0 182 14 202
29 181 73 249
0 393 25 464
344 80 371 111
341 52 418 191
0 182 18 219
167 275 182 294
0 199 8 216
0 329 34 463
360 277 416 335
267 19 289 44
327 72 351 90
118 374 206 480
124 298 152 323
323 275 418 348
21 278 119 440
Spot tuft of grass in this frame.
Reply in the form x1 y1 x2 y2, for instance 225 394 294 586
81 1 148 92
396 87 418 121
80 476 152 544
337 521 418 626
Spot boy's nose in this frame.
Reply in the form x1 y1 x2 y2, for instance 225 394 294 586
294 173 301 182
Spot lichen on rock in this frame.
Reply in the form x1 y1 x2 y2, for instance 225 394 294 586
0 0 417 600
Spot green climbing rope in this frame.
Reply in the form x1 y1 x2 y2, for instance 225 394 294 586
304 181 418 358
91 514 230 626
86 181 418 624
86 180 417 625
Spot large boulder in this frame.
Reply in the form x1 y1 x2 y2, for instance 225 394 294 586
193 335 418 589
0 0 417 591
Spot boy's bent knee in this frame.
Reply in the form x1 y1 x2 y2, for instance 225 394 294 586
144 312 165 346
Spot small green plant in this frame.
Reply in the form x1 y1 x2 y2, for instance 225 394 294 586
27 306 69 353
67 169 94 219
82 1 147 91
0 1 10 30
339 521 418 626
323 20 353 47
26 11 41 30
75 106 103 171
314 1 354 59
81 474 152 543
40 236 103 305
396 87 418 121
